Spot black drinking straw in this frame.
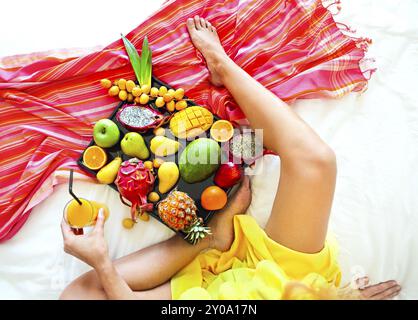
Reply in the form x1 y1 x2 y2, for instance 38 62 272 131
69 169 82 205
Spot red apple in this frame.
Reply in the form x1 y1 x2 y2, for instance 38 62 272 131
214 162 243 188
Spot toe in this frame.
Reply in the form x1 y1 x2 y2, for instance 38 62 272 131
194 15 202 30
187 18 196 31
200 17 207 29
242 175 251 191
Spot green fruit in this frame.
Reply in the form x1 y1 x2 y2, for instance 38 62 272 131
93 119 120 148
179 138 220 184
121 132 149 160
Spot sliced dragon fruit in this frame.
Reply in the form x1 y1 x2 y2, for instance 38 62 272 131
116 104 169 132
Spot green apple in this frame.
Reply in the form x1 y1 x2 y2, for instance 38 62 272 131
121 132 149 160
93 119 120 148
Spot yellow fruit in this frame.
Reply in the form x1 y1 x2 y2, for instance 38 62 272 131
127 93 134 103
100 79 112 89
173 88 185 100
91 201 110 222
83 146 107 170
158 162 179 193
210 120 234 142
150 136 180 157
170 106 214 139
150 87 159 97
108 86 120 97
139 93 150 104
153 127 166 136
163 93 174 103
168 89 175 95
158 86 168 96
141 84 151 94
153 158 164 168
175 100 187 111
113 80 119 86
144 160 153 170
118 90 128 101
155 97 165 108
126 80 136 93
132 86 142 97
122 218 135 229
138 213 150 221
134 96 141 104
148 192 160 203
166 100 175 112
96 156 122 184
118 79 127 90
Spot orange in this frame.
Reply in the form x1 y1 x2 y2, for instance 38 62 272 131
210 120 234 142
83 146 107 170
201 186 228 211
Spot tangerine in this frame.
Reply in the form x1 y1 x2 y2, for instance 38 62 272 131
201 186 228 211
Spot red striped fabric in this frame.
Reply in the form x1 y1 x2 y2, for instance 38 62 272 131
0 0 372 242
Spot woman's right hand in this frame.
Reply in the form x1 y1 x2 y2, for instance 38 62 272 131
61 209 110 269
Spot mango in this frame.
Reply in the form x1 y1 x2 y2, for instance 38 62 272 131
179 138 220 183
170 106 213 139
150 136 180 157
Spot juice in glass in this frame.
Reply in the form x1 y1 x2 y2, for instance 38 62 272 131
64 198 109 234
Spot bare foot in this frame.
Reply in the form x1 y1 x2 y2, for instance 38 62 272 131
186 15 227 86
209 176 252 252
356 277 401 300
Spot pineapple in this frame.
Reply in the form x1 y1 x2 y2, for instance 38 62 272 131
158 190 211 244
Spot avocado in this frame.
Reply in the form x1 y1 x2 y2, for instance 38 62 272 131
179 138 220 184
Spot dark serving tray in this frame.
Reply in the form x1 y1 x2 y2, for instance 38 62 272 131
77 76 234 243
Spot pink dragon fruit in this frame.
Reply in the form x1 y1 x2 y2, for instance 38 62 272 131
115 158 155 221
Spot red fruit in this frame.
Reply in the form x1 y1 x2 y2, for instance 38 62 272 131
214 162 243 188
115 158 155 222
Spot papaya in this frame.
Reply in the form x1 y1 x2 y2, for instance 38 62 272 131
179 138 220 183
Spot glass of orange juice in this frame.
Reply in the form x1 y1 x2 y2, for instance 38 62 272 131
63 198 109 235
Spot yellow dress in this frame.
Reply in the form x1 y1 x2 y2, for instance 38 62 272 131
171 215 341 300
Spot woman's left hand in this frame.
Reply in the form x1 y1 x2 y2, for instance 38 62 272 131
61 209 109 269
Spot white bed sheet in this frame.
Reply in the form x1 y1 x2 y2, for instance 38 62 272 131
1 0 418 299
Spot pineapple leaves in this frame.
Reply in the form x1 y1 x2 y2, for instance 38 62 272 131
121 34 152 87
121 34 141 85
140 36 152 88
184 219 211 245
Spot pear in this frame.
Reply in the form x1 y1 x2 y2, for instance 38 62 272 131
158 162 179 194
150 136 179 157
121 132 150 159
96 156 122 184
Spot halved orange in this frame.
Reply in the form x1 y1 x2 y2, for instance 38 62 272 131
83 146 107 170
210 120 234 142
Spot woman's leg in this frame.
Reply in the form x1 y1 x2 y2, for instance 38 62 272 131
187 16 336 253
60 178 251 299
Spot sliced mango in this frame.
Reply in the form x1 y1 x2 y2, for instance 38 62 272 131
170 106 213 139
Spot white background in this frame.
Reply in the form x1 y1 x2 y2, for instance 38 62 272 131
0 0 165 57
